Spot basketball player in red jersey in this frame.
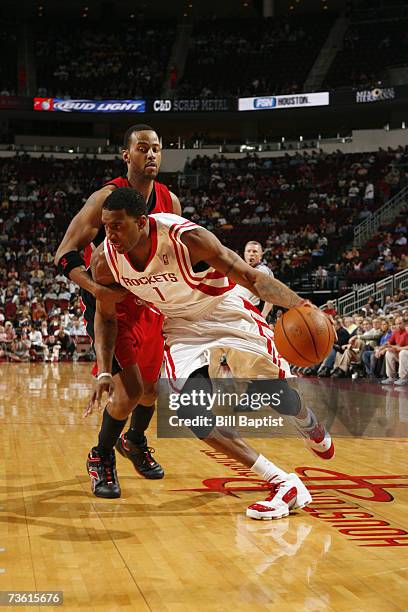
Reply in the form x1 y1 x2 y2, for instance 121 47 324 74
55 125 181 497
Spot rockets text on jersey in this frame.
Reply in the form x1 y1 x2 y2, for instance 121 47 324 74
104 214 235 320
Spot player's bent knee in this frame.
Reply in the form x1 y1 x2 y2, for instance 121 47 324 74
141 381 158 406
272 381 302 416
177 402 216 439
245 379 301 416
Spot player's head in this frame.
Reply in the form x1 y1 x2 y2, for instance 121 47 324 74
102 187 148 253
244 241 263 267
122 124 161 180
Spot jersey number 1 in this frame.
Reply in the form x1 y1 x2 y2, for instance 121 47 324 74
152 287 166 301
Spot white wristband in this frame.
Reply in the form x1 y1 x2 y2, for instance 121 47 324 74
97 372 113 381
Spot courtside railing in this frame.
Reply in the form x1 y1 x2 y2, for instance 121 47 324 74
321 268 408 315
353 184 408 248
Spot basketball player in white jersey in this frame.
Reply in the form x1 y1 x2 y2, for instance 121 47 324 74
88 188 334 520
231 241 274 319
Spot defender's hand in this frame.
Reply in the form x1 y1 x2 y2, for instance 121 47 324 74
84 374 115 417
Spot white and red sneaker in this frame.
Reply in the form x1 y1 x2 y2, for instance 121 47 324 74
296 422 335 460
247 473 312 520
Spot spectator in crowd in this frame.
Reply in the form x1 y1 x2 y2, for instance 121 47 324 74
380 317 408 385
68 317 87 337
361 319 393 380
323 300 337 317
331 318 382 378
55 327 76 360
317 317 351 377
6 334 30 362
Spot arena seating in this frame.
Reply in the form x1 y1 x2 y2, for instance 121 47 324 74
324 16 408 89
179 14 334 98
0 20 18 95
35 19 176 98
183 148 405 282
0 149 406 362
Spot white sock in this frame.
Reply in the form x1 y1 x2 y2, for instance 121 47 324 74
292 406 316 429
251 454 289 483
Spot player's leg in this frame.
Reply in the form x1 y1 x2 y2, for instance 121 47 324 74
224 347 335 460
82 290 161 467
87 363 144 498
116 378 164 479
382 350 398 384
116 309 165 479
210 297 335 459
179 367 312 520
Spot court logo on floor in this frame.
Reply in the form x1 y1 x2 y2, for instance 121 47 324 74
175 451 408 548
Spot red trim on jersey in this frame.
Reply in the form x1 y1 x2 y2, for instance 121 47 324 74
169 223 235 296
171 220 235 288
124 217 158 272
203 270 226 280
164 344 177 380
241 298 285 378
106 240 120 283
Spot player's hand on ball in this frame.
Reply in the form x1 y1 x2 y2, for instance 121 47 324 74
297 298 315 308
84 375 115 417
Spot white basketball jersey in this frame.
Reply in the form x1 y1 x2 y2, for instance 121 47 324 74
104 213 235 320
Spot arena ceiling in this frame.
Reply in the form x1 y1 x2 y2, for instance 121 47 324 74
2 0 353 21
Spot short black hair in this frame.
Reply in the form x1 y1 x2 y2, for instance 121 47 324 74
123 124 157 148
102 187 147 217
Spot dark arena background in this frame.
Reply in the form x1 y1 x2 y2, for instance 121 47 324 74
0 0 408 610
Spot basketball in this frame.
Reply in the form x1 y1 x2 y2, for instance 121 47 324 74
274 306 335 367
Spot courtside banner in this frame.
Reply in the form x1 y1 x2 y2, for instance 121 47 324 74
0 96 31 110
33 98 146 113
238 92 329 111
151 98 233 112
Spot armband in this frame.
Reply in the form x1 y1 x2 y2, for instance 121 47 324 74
57 250 85 278
97 372 113 381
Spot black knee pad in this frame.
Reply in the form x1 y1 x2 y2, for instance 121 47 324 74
246 379 301 416
177 366 216 439
275 383 301 416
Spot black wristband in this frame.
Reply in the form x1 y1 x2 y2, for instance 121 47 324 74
57 250 85 278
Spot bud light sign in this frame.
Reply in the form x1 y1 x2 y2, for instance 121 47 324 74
34 98 146 113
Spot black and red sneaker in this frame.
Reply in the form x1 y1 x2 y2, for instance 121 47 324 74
115 434 164 479
86 448 121 498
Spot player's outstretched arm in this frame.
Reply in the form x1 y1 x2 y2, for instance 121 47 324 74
85 246 122 414
91 246 121 373
54 185 124 301
182 228 305 310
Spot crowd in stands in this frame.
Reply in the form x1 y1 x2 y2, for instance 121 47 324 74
4 6 408 102
179 15 334 98
0 147 407 364
287 294 408 385
182 147 408 284
324 13 408 90
35 20 175 99
0 153 126 362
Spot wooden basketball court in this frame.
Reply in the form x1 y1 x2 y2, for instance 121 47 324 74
0 363 407 611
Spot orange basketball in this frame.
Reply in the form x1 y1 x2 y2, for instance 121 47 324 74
274 306 335 367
